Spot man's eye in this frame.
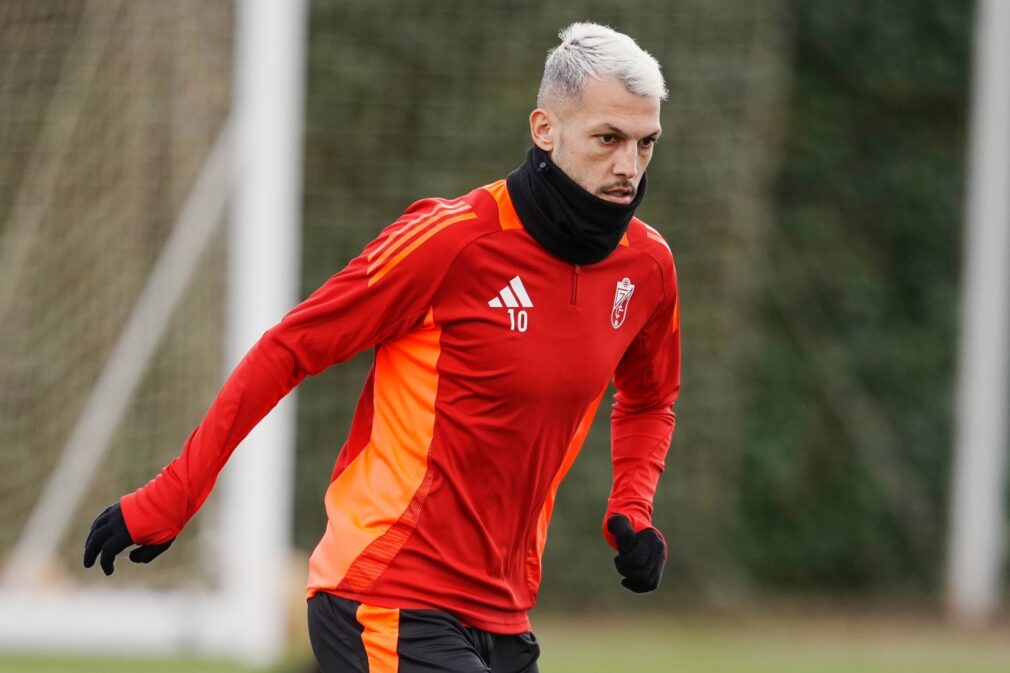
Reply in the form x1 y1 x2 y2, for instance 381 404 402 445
599 134 617 144
640 137 656 148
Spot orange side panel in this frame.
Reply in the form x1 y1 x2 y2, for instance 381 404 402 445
356 604 401 673
341 464 436 593
672 297 680 333
526 388 607 593
307 309 441 596
482 179 524 230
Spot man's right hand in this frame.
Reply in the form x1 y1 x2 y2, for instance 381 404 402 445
83 502 174 576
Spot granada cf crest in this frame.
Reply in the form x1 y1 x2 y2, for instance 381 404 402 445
611 277 635 329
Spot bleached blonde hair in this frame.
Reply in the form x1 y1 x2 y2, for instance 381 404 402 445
537 22 668 106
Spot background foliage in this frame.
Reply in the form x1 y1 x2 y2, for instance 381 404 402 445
740 0 970 596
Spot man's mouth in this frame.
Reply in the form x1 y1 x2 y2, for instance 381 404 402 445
600 185 636 204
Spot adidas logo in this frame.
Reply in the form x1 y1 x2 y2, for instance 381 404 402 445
487 276 534 308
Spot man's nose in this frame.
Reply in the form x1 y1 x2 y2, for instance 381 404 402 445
613 143 639 179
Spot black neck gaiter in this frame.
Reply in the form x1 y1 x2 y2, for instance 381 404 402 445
505 145 647 265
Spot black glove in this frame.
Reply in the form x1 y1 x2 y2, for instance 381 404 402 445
607 514 666 593
83 502 174 576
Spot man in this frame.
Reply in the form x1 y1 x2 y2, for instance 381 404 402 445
84 22 679 673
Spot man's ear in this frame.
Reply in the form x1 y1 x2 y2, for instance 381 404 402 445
529 108 555 152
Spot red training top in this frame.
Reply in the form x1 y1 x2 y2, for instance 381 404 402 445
121 178 680 633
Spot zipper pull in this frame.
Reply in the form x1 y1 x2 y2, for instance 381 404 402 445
571 265 580 304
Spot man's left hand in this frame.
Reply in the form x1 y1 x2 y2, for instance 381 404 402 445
606 514 666 593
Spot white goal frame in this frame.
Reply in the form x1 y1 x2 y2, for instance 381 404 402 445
0 0 307 665
946 0 1010 624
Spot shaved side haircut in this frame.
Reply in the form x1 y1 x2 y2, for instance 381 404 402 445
537 22 668 107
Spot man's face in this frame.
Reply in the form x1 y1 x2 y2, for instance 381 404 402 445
531 76 662 205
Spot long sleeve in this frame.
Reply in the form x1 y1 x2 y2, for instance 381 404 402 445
603 253 680 549
121 197 480 544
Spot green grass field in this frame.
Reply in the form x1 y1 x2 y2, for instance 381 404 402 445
535 615 1010 673
1 615 1007 672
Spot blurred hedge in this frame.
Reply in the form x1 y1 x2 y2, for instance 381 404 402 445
741 0 971 596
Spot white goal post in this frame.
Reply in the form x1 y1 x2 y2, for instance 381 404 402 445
0 0 307 666
946 0 1010 624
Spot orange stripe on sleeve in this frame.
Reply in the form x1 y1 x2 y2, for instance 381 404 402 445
367 200 470 264
356 604 401 673
367 212 477 285
643 223 671 250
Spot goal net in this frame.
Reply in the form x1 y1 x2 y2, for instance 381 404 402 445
0 1 298 664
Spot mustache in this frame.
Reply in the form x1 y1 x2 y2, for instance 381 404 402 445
599 181 636 196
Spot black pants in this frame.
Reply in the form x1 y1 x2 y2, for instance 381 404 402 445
308 592 540 673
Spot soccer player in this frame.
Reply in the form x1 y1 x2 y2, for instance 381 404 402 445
84 22 679 673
